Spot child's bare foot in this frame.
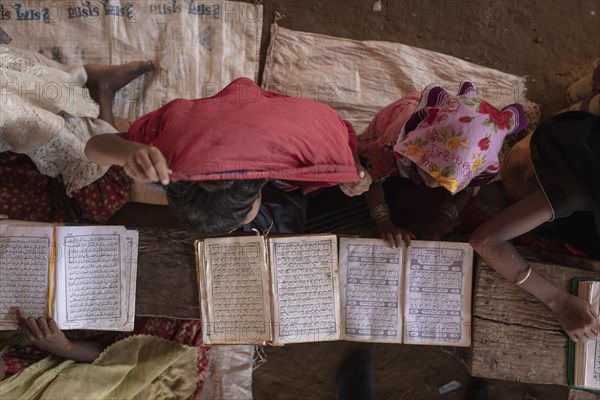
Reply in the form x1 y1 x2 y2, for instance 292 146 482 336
84 61 155 124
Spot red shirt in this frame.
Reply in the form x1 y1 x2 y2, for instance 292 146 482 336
127 78 358 188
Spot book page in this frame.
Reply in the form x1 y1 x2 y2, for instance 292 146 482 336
121 230 139 332
54 226 129 330
0 222 54 330
339 238 403 343
269 235 340 345
403 241 473 347
201 236 271 344
575 280 600 390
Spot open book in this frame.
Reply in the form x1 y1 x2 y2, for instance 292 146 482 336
569 278 600 392
0 220 138 331
196 235 473 346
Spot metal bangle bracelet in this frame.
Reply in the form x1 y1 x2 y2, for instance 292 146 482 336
515 265 533 285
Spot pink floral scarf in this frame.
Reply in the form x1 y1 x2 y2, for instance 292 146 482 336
393 82 526 193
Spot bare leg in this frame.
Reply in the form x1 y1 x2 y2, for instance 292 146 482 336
84 61 155 126
470 190 600 341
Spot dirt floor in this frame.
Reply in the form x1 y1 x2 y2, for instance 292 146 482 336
249 1 600 399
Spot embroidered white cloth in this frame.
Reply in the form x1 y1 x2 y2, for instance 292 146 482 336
0 45 114 194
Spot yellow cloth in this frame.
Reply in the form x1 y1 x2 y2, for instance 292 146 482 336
0 334 198 400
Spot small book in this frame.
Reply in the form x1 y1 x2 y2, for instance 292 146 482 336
568 277 600 392
0 220 138 331
196 235 473 346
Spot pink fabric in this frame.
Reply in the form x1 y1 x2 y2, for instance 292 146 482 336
394 82 526 194
127 78 358 187
357 92 421 181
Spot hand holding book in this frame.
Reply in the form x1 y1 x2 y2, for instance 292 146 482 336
15 308 103 363
0 220 138 332
568 278 600 392
551 291 600 342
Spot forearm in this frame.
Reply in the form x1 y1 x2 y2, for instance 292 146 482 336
475 239 563 307
365 181 386 210
84 133 138 166
430 187 473 234
53 340 103 363
470 190 561 306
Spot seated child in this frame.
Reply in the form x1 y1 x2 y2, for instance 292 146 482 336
359 82 526 247
0 308 206 398
471 111 600 342
85 77 371 235
0 44 153 224
0 45 371 233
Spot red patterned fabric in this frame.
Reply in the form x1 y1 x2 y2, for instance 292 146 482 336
127 78 359 187
358 92 421 181
0 152 130 224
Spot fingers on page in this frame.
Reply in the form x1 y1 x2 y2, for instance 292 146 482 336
48 318 60 334
37 317 51 337
403 233 412 247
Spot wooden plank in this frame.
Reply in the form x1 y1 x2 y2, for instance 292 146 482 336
469 258 600 385
517 246 600 273
132 226 600 386
568 389 600 400
135 228 200 319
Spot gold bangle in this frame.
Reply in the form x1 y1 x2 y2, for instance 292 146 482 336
515 265 533 285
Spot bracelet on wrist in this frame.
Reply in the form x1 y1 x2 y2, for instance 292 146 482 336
438 202 459 221
370 204 392 224
515 265 533 285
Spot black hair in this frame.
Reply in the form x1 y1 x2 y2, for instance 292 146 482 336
165 179 267 236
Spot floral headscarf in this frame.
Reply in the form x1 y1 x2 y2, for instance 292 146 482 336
393 82 526 194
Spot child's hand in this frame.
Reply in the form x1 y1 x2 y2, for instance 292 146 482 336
550 293 600 342
339 165 372 197
376 219 415 248
123 144 171 185
16 309 71 355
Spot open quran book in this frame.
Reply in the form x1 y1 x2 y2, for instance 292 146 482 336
0 220 138 331
569 278 600 392
196 235 473 346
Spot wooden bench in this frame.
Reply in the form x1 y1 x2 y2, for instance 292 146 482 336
465 250 600 399
465 250 599 387
135 228 600 396
136 228 200 319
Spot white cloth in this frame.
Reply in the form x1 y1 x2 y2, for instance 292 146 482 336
0 45 114 194
0 0 263 122
199 345 254 400
263 24 529 135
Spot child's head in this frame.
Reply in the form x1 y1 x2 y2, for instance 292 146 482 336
166 179 267 235
394 82 526 193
